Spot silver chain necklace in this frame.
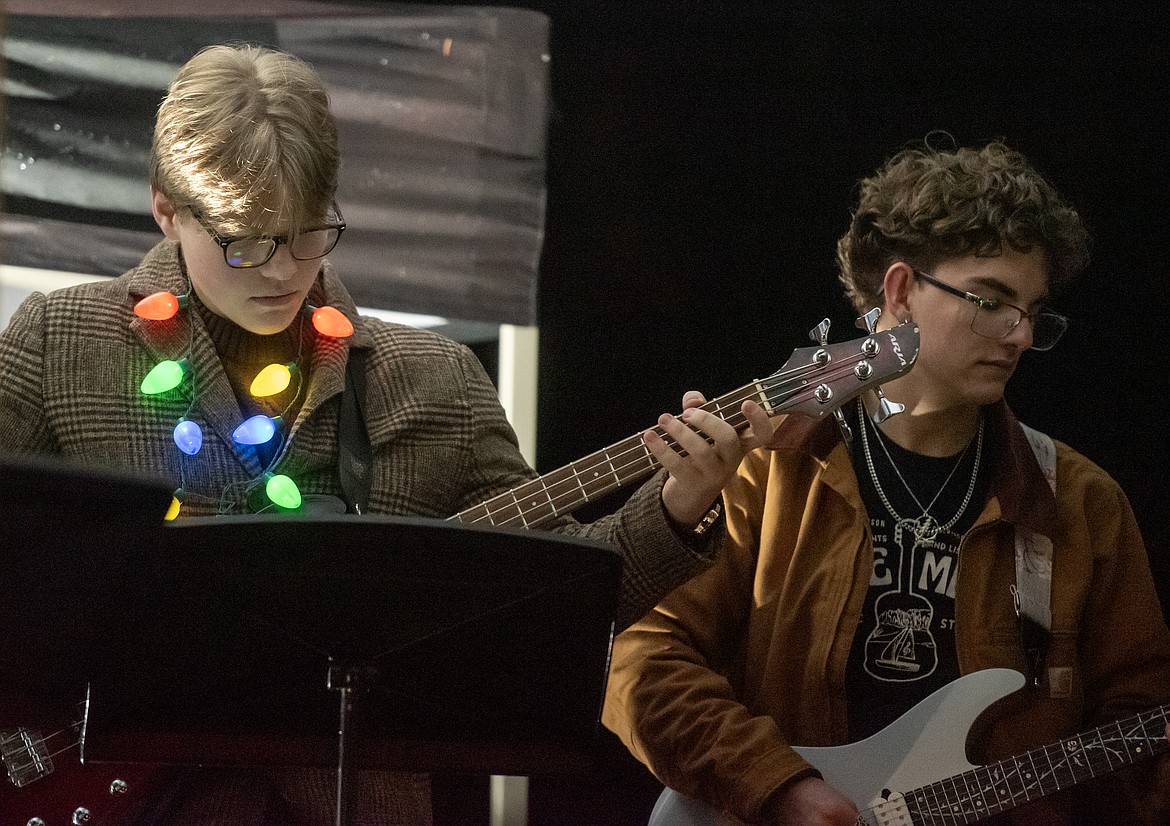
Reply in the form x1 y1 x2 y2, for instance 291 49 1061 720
858 402 984 546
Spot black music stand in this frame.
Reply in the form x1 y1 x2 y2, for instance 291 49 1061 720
0 457 622 826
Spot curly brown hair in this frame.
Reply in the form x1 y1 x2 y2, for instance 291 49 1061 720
836 138 1090 314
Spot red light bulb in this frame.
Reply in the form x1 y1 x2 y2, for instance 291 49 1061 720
134 291 183 321
311 305 354 338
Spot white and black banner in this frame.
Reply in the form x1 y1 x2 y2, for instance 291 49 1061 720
1 2 548 326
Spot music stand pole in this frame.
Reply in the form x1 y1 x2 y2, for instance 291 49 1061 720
328 660 376 826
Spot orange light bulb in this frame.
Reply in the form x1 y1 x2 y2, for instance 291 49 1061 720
135 291 182 321
311 306 354 338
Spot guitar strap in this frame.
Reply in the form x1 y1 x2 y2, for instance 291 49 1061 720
339 347 372 515
1013 423 1060 693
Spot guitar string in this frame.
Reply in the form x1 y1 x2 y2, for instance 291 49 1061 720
465 354 876 528
860 703 1170 824
463 358 837 527
4 722 84 779
469 354 877 528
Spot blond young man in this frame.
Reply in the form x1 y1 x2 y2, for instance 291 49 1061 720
0 44 780 823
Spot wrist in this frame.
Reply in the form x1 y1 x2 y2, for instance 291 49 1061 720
664 495 723 546
691 500 723 537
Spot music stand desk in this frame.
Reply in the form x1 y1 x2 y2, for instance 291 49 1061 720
1 458 621 823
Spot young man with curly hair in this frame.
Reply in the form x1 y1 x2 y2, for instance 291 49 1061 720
605 139 1170 825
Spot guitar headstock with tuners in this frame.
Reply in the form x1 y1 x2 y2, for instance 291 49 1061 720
454 315 919 530
753 317 918 420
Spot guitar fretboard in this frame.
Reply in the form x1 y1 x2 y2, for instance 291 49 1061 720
451 375 796 529
449 335 897 530
894 704 1170 824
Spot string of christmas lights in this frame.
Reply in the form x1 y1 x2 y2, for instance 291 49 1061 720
134 289 354 519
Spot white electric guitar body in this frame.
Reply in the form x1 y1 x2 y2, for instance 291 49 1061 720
650 668 1170 825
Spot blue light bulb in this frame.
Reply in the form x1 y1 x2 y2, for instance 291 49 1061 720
173 418 203 455
233 414 277 445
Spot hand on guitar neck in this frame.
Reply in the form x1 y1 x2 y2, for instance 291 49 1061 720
648 391 778 531
454 321 920 532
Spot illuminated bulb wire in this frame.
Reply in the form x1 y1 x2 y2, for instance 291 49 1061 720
135 290 315 517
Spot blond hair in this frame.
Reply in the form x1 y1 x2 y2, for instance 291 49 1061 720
150 44 340 234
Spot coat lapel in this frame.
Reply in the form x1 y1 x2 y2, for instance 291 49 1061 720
123 245 371 479
295 260 372 428
126 241 260 475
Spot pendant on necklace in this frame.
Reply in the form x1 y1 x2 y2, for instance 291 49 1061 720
900 514 941 544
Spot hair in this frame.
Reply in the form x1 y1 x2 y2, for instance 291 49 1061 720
836 136 1091 313
150 44 340 234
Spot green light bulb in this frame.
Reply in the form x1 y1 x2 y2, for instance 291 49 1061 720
141 359 186 395
265 473 302 510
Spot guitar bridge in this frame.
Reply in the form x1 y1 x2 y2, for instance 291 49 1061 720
1 727 55 787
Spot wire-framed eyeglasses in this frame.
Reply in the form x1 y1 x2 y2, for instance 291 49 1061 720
913 269 1068 351
190 202 346 269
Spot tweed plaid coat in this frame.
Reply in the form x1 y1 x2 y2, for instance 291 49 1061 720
0 240 716 631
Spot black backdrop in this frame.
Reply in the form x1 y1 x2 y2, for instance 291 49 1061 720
522 2 1170 614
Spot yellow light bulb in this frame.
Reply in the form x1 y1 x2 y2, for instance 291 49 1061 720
250 363 293 397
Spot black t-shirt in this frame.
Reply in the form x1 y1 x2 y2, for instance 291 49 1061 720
844 402 991 741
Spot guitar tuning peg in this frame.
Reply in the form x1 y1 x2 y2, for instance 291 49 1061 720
833 409 854 448
870 388 905 424
856 307 882 334
808 318 831 346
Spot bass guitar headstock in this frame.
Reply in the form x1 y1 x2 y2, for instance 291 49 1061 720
759 314 919 439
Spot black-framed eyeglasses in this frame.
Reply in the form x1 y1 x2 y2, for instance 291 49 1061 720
190 201 346 269
913 269 1068 351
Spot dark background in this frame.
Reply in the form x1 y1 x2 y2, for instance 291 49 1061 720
3 2 1168 822
523 1 1170 607
511 5 1170 819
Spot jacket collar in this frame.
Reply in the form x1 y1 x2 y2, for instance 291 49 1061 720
984 401 1059 534
770 398 1059 537
300 257 372 419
